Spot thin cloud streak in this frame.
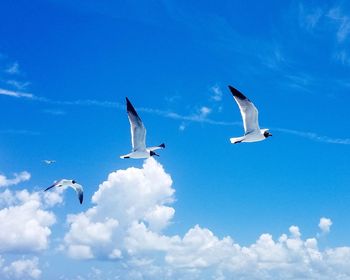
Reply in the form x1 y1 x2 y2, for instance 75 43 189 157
0 130 40 136
0 88 34 99
1 88 349 144
275 128 350 145
5 62 20 74
139 107 239 126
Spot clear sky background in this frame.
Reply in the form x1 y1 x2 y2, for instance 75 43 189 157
0 0 350 279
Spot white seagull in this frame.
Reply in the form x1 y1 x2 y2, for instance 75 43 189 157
44 179 83 204
120 97 165 159
43 160 56 165
228 85 272 144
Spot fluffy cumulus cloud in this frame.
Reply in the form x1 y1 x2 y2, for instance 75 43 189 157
319 217 332 234
0 188 59 253
0 171 31 187
64 158 174 260
0 256 41 279
63 159 350 280
0 185 63 279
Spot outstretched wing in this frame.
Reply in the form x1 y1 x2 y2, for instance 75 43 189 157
69 184 84 204
126 97 146 151
44 180 61 191
228 86 260 134
148 143 165 151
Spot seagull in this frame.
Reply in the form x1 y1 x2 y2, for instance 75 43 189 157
44 179 83 204
43 160 56 165
228 85 272 144
120 97 165 159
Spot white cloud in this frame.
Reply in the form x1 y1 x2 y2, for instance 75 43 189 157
0 130 40 136
210 85 223 101
198 106 212 119
299 4 323 31
64 158 174 259
62 159 350 279
0 171 31 187
0 188 58 253
327 7 350 43
43 109 66 115
274 128 350 145
319 217 332 234
43 187 65 208
6 80 30 90
5 62 20 74
334 49 350 65
0 88 34 99
1 257 41 279
179 123 186 131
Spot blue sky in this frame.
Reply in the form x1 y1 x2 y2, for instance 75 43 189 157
0 0 350 279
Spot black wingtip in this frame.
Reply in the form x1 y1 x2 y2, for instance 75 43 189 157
79 194 83 204
159 143 165 148
44 183 56 192
228 85 248 100
126 97 138 114
126 97 132 108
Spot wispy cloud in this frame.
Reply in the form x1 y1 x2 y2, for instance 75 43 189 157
327 7 350 43
43 109 66 116
0 129 40 135
299 4 323 31
0 88 34 99
334 50 350 65
139 106 238 126
0 171 31 188
275 128 350 145
210 85 223 102
5 62 20 74
178 122 186 131
0 88 120 107
6 80 30 90
260 46 287 70
1 87 348 144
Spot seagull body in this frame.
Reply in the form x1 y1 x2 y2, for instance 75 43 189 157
120 97 165 159
44 179 83 204
228 85 272 144
43 160 56 165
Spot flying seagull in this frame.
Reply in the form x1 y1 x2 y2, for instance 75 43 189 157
44 179 83 204
228 85 272 144
120 97 165 159
43 160 56 165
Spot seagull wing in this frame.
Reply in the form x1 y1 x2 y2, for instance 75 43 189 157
228 86 260 134
44 180 61 191
69 184 84 204
148 143 165 151
126 97 146 151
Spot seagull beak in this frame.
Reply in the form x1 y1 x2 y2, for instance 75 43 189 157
269 133 273 137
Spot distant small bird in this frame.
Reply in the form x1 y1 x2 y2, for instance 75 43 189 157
43 160 56 165
120 97 165 159
44 179 83 204
228 85 272 144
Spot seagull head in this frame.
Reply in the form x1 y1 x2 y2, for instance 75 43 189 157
72 180 77 184
150 151 159 157
263 130 272 138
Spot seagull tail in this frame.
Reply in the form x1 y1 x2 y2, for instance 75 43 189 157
230 137 244 144
120 153 131 159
